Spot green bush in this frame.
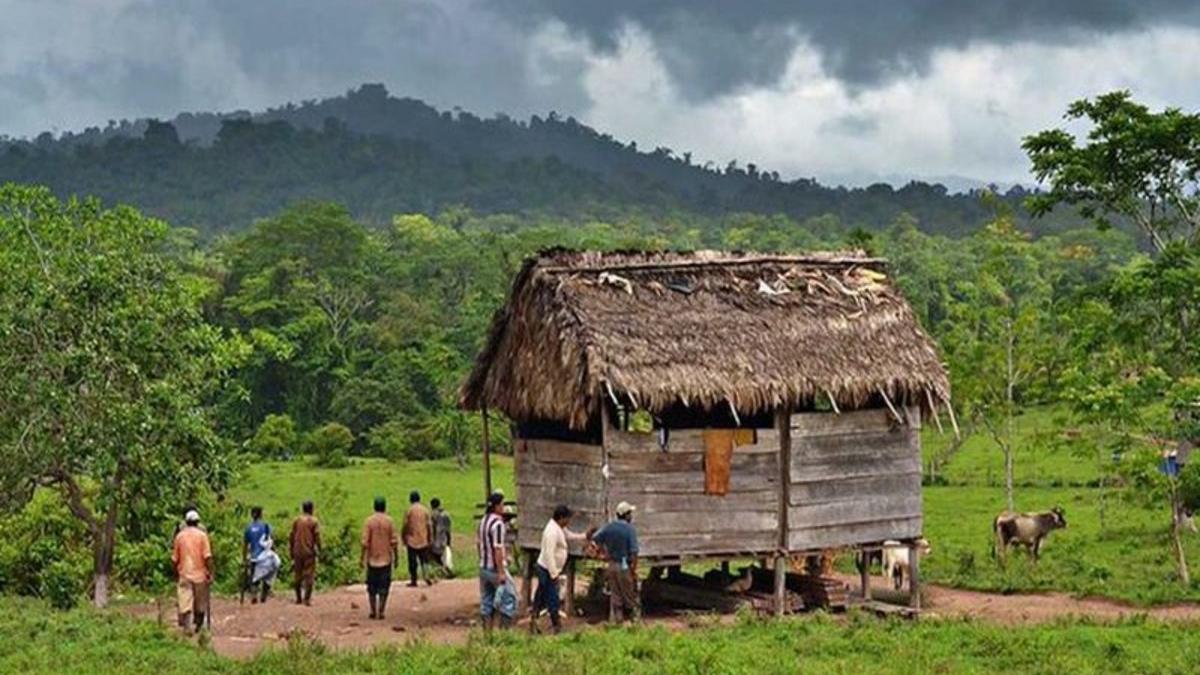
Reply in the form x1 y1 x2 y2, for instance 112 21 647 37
0 491 90 605
366 421 445 461
305 422 354 468
42 560 83 610
248 413 298 459
1179 461 1200 512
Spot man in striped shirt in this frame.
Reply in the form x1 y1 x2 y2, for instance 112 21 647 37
477 491 515 630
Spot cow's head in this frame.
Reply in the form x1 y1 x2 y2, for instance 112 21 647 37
1050 506 1067 529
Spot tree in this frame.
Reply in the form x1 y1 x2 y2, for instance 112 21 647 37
1024 90 1200 254
943 202 1049 511
1024 92 1200 584
0 185 241 607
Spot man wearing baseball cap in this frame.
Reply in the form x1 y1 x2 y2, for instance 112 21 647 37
591 501 640 623
171 509 213 635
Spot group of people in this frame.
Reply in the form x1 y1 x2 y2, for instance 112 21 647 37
169 492 453 633
359 491 455 620
170 488 639 637
474 491 641 635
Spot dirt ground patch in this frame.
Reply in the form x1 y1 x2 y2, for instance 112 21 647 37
922 583 1200 623
132 580 496 659
131 575 1200 660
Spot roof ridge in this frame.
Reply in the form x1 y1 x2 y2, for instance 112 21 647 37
537 254 887 275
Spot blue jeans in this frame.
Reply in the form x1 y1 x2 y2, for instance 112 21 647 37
532 564 561 627
479 568 516 619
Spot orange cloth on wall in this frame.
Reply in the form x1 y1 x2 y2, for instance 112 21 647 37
704 429 736 495
733 428 756 447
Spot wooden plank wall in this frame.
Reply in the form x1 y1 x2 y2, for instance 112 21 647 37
606 428 780 558
786 407 923 550
513 438 605 550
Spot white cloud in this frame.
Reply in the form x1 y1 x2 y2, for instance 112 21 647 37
566 24 1200 184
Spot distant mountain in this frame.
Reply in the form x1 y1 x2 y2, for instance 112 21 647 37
0 84 1072 236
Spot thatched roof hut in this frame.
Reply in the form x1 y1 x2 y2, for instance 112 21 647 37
461 249 949 429
462 249 951 614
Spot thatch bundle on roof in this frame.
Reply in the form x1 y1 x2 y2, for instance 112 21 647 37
461 249 949 430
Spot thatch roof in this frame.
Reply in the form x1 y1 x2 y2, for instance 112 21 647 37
460 250 950 429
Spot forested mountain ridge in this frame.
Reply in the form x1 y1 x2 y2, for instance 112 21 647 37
0 84 1076 237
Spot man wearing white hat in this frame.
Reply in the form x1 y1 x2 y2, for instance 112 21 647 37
171 510 213 634
591 501 641 623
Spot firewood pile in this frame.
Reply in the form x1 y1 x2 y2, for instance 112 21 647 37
789 575 850 611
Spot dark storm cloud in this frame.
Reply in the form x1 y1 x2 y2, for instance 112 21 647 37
503 0 1200 98
0 0 592 138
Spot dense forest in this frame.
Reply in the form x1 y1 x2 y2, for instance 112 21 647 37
0 84 1082 238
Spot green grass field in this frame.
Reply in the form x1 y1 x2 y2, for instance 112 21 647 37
231 456 516 574
5 595 1200 674
921 406 1106 487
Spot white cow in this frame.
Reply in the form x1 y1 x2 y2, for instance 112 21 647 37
881 538 931 591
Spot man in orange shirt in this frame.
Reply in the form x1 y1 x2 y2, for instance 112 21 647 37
402 490 433 587
361 496 399 620
171 510 214 635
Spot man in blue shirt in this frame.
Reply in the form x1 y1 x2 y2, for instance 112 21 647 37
591 501 641 623
242 506 274 603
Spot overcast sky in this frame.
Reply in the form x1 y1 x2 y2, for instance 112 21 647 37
3 0 1200 185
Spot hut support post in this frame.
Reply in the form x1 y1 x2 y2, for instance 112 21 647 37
521 550 535 615
859 550 871 602
564 558 576 616
774 408 792 616
774 555 787 617
481 406 493 498
909 541 921 612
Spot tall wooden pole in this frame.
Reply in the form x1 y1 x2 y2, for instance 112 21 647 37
909 541 922 613
774 408 792 616
481 406 493 498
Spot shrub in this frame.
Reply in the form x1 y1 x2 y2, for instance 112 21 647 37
1179 461 1200 513
0 490 90 606
42 560 83 610
306 423 354 468
367 421 446 461
248 413 298 459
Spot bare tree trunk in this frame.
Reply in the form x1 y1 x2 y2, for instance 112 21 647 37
1172 496 1191 586
93 499 121 608
93 531 114 608
1005 321 1016 513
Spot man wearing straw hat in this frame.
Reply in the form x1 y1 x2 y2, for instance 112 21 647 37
591 501 641 623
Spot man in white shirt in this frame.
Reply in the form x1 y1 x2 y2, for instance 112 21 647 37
530 504 589 634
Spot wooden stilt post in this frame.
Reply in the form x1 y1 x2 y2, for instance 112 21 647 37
859 550 871 602
521 549 535 615
565 557 576 617
909 542 921 612
774 555 787 616
481 406 493 498
774 408 792 617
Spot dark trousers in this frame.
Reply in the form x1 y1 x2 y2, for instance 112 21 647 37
407 545 430 584
366 564 392 598
532 564 561 628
